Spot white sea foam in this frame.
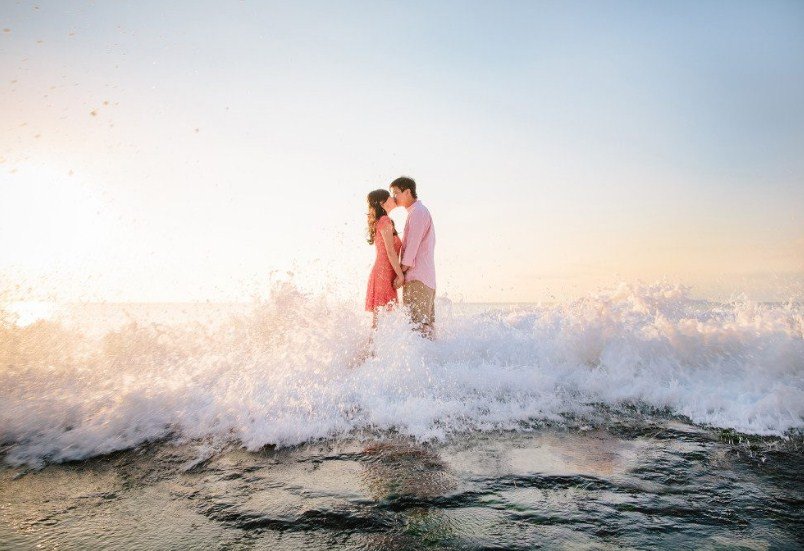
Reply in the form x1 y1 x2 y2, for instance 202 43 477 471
1 282 802 467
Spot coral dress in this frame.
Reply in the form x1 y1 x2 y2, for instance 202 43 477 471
365 215 402 311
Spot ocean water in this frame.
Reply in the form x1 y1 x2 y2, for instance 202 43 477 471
1 283 802 549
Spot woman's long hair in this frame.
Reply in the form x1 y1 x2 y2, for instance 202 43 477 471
366 189 397 244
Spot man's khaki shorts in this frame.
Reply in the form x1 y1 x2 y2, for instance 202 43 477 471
402 280 435 330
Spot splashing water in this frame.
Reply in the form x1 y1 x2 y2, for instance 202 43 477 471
1 282 802 468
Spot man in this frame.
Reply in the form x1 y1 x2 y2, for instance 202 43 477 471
389 176 436 338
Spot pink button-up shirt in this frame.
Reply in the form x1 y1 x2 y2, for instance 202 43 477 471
401 200 436 290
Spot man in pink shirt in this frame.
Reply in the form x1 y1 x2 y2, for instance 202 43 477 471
389 177 436 338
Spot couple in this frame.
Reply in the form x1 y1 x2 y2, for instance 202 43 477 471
365 176 436 338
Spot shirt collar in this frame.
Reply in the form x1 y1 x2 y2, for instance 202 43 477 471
406 199 420 213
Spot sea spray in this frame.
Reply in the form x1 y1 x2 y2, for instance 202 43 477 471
1 282 801 468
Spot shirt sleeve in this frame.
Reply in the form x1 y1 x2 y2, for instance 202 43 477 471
401 209 427 268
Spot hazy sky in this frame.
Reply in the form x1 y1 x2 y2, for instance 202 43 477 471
1 0 802 303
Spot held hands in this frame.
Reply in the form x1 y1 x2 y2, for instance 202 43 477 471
393 274 405 289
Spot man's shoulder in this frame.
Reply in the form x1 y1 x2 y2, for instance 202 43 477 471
413 201 431 217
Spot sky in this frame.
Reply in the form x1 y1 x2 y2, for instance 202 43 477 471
1 0 802 303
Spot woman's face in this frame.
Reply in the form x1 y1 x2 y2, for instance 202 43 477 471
381 195 397 214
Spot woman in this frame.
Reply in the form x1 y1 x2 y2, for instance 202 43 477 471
365 189 403 327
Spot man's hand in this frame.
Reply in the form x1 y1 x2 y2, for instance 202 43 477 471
393 275 405 289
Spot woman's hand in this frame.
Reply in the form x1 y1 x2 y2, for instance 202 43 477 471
394 275 405 289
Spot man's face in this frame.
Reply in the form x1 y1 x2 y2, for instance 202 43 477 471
390 186 413 208
381 195 397 214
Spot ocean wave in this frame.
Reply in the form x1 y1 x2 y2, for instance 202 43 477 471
1 282 802 467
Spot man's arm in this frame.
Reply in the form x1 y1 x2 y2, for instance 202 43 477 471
400 209 426 271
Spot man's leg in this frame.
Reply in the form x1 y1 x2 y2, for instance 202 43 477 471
402 280 435 338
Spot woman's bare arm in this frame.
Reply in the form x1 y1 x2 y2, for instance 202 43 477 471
380 224 404 280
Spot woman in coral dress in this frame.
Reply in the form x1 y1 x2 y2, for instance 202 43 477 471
365 189 403 327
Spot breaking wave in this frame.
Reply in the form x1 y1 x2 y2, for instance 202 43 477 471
1 282 802 467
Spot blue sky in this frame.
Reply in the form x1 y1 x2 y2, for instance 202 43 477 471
1 1 802 302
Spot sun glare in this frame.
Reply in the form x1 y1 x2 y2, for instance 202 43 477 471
3 300 58 327
0 164 109 270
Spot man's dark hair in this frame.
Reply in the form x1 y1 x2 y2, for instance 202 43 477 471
390 176 417 199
